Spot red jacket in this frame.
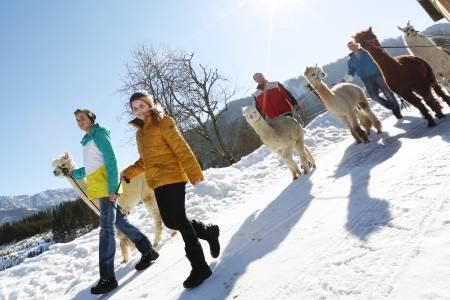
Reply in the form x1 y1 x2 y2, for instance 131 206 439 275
253 82 297 120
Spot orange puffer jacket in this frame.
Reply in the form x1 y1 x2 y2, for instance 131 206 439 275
122 115 204 189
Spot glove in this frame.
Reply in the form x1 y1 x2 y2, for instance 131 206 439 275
343 75 353 82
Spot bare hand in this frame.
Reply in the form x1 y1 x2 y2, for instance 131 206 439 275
192 180 202 186
109 193 118 203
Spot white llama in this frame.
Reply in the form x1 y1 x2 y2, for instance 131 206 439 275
52 152 165 263
304 64 382 144
243 106 316 180
398 21 450 92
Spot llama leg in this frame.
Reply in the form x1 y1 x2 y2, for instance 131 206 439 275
432 83 450 107
295 139 311 174
355 108 372 135
117 230 131 263
348 114 369 143
142 193 163 247
340 116 363 143
359 99 382 133
304 146 316 168
278 150 301 180
399 91 436 127
423 92 445 118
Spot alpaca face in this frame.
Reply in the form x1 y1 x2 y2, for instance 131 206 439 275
397 21 418 37
353 27 381 49
243 106 262 124
52 153 76 177
304 65 326 84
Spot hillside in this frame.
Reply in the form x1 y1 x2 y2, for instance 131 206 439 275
1 101 450 299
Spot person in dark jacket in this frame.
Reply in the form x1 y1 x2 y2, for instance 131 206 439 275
252 73 301 121
345 40 403 119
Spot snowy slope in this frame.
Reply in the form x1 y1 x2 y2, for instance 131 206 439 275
1 103 450 300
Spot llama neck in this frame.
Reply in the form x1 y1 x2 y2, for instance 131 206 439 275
312 81 334 106
365 46 400 74
252 118 275 138
404 34 434 47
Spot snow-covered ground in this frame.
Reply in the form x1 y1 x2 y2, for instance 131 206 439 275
0 233 54 272
1 102 450 300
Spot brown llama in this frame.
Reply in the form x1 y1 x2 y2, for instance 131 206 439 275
353 27 450 127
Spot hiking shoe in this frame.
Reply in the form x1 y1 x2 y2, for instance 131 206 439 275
183 265 212 288
394 111 403 119
90 277 118 295
135 249 159 271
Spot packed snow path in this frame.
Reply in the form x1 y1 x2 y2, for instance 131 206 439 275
1 104 450 299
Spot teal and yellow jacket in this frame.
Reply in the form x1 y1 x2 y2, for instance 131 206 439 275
71 124 121 200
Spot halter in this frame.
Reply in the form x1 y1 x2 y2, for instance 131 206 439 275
307 68 323 95
404 27 419 37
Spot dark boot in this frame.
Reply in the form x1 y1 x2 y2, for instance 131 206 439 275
183 244 212 288
90 277 118 295
135 249 159 271
393 110 403 119
191 220 221 258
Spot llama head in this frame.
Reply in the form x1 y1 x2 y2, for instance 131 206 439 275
243 105 262 124
303 64 326 85
353 27 381 49
397 20 419 37
52 152 76 177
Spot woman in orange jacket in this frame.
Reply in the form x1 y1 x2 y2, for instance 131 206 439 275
121 91 220 288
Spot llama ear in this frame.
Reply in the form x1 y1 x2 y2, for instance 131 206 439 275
314 63 318 68
368 26 372 32
63 152 69 159
397 25 405 32
407 20 411 27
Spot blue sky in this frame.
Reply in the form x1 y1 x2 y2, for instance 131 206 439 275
0 0 441 196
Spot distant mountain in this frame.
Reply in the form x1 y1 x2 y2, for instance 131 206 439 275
0 188 78 224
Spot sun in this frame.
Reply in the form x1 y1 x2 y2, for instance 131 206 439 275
261 0 283 10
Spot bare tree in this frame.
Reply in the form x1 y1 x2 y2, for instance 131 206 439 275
120 44 237 165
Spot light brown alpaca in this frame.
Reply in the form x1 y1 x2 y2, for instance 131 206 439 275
304 64 382 143
52 152 167 263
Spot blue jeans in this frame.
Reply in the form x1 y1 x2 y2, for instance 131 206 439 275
363 75 401 115
98 197 152 279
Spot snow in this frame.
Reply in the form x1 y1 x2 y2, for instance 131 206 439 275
1 102 450 299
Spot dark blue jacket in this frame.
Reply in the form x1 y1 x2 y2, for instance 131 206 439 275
347 49 381 81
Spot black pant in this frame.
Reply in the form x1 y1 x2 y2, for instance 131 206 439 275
154 182 209 265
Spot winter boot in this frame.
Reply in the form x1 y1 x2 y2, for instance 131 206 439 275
183 244 212 288
135 249 159 271
90 277 118 295
191 220 221 258
393 110 403 119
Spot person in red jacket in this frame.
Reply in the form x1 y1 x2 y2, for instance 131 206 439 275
252 72 300 121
